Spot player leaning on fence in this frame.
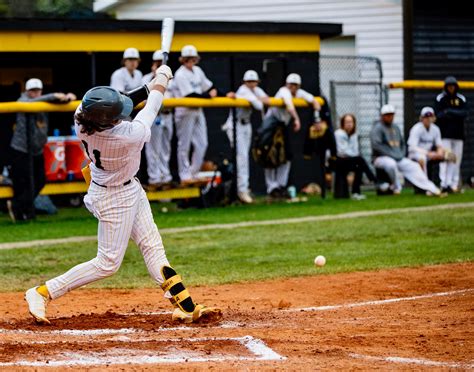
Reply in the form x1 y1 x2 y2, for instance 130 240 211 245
24 66 221 325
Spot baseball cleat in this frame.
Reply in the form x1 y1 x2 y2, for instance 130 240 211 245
25 287 50 324
172 304 222 324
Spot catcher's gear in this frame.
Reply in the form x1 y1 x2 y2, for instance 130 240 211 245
444 149 457 162
81 86 133 124
161 266 221 323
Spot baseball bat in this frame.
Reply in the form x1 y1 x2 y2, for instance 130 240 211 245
161 17 175 65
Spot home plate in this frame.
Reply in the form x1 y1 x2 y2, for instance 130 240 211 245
0 336 285 367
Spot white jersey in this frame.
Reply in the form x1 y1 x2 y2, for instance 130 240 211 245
234 84 267 123
335 128 360 157
172 65 213 116
75 91 164 186
407 122 442 155
110 67 143 93
266 86 314 124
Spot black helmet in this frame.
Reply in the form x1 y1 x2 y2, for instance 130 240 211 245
444 76 458 86
81 86 133 124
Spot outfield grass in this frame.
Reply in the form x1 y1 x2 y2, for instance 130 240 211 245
1 189 474 243
0 192 472 291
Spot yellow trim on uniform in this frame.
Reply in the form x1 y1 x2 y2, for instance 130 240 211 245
0 97 325 114
0 31 320 52
389 80 474 89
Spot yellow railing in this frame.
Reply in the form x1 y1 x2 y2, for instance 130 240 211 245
0 97 325 114
388 80 474 90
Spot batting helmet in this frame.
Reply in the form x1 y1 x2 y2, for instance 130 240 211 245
81 86 134 124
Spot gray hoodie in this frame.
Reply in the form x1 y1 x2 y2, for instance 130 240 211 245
370 121 406 161
10 92 58 155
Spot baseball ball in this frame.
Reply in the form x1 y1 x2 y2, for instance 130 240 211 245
314 255 326 267
161 207 168 213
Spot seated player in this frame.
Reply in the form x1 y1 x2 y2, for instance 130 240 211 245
25 65 220 324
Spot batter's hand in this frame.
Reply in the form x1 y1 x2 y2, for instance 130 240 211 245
148 65 173 91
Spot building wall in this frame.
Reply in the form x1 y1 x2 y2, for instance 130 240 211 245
105 0 404 125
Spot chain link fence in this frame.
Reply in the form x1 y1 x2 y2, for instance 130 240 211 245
319 55 384 163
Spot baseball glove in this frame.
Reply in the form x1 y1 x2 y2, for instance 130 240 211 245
444 150 457 163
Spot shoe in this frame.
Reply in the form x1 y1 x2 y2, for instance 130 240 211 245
6 200 16 223
238 191 254 204
351 193 367 200
172 304 222 324
269 188 282 199
25 287 50 324
426 190 448 198
279 187 291 200
441 186 452 194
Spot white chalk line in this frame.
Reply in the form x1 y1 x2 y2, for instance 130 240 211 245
284 288 474 312
2 201 473 250
0 336 285 367
350 353 474 369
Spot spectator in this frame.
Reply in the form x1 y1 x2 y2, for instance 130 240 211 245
371 104 442 196
172 45 234 183
110 47 143 93
303 96 336 199
435 76 468 193
223 70 269 204
142 50 174 188
262 73 321 199
334 113 376 200
407 106 448 178
7 78 76 222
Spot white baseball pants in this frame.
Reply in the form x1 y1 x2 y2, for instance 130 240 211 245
145 113 173 184
374 156 440 194
225 121 252 193
439 139 463 189
264 161 291 194
175 109 208 181
46 179 170 299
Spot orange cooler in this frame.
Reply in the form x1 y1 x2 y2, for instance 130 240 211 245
65 136 89 180
44 136 67 181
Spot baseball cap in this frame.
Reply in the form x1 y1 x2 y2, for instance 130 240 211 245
286 73 302 85
181 45 199 58
152 50 164 61
444 76 458 86
123 47 140 59
380 104 396 115
420 106 435 117
243 70 259 82
25 78 43 91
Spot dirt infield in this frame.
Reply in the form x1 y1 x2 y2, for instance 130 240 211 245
0 263 473 370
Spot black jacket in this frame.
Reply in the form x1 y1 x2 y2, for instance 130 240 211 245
434 85 468 140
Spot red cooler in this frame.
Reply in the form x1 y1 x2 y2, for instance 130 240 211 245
65 136 89 180
44 136 67 181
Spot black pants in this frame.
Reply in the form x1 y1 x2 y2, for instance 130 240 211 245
10 148 46 220
334 156 375 198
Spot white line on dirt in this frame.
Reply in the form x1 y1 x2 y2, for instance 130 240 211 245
2 201 473 250
0 336 285 367
284 288 474 312
349 353 474 369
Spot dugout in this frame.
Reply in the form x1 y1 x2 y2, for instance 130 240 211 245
0 19 342 194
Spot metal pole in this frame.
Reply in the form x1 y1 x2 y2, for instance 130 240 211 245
229 57 238 202
26 115 35 218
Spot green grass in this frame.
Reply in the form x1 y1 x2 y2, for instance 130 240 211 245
1 189 474 243
0 191 473 291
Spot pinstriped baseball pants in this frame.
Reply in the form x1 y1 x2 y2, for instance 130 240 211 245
175 110 208 181
264 161 291 194
145 113 173 184
46 179 170 299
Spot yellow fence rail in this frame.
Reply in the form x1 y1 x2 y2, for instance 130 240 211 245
0 97 325 114
388 80 474 90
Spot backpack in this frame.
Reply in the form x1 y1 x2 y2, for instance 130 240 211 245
252 116 288 168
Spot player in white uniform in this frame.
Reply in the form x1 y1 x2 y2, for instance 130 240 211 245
407 106 446 175
142 50 174 187
110 47 143 93
223 70 269 203
173 45 228 183
264 73 321 197
25 66 220 324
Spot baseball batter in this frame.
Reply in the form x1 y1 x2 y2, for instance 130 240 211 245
142 50 174 186
172 45 217 182
25 65 220 324
110 47 143 93
223 70 269 203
